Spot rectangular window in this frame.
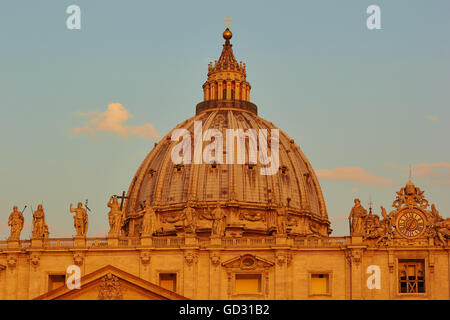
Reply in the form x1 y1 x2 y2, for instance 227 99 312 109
48 274 66 291
310 273 330 295
159 273 177 292
398 260 425 293
235 274 262 294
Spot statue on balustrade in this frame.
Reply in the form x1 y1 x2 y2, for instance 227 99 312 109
107 196 124 237
348 198 367 236
181 202 196 234
203 203 226 237
32 204 49 239
8 206 24 241
141 201 159 237
431 204 450 246
365 206 394 246
69 202 89 237
276 203 288 235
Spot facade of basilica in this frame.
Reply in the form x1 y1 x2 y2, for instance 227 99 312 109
1 27 450 300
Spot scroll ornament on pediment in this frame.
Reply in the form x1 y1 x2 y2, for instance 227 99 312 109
98 273 123 300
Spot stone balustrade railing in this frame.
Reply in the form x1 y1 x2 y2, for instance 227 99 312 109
0 236 351 250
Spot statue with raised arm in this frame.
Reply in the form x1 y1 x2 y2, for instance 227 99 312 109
348 198 367 236
32 204 49 238
107 196 123 237
70 202 88 237
8 206 24 240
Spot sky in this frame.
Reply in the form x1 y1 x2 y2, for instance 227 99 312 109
0 0 449 238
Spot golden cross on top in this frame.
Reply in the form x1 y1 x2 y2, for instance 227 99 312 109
223 15 232 28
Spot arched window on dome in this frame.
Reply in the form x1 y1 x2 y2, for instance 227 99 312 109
231 81 235 100
214 82 218 100
222 81 227 100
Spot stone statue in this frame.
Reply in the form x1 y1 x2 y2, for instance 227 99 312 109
363 206 393 246
204 203 226 237
32 204 49 239
182 202 196 234
348 198 367 236
435 219 450 246
431 204 450 246
107 196 123 237
141 201 158 236
8 206 24 241
69 202 89 237
276 203 288 235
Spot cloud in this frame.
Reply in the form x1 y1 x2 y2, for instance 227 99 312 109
73 103 160 139
316 167 393 186
351 188 359 193
384 162 397 169
413 163 450 185
425 115 438 121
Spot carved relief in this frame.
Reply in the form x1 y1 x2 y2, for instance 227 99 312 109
222 254 274 270
346 250 362 266
239 211 265 222
73 252 84 266
140 251 151 265
184 252 198 267
7 255 17 268
30 253 40 268
276 253 292 266
98 273 123 300
210 254 221 267
360 182 450 247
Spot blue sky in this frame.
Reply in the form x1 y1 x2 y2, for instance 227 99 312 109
1 0 449 238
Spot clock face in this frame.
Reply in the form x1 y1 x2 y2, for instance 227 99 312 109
396 210 426 239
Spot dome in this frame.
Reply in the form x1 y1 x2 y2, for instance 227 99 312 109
123 28 330 237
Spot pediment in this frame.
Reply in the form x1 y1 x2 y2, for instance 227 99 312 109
34 265 188 300
221 254 274 270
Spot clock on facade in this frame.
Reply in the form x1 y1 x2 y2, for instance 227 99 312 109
395 209 427 239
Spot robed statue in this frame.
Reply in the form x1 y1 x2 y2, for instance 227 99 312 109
348 198 367 236
203 203 226 237
181 202 196 234
32 204 49 238
107 196 124 237
69 202 89 237
141 201 158 236
8 206 24 240
277 203 288 235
